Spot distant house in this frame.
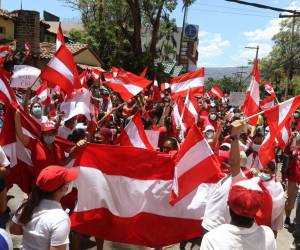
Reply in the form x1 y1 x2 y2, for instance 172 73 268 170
0 9 16 44
0 8 105 72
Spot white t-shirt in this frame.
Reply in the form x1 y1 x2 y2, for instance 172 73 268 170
33 115 48 125
13 199 70 250
200 223 276 250
261 178 285 231
0 146 10 167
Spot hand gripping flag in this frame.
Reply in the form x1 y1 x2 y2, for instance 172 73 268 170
170 125 224 205
71 144 216 247
170 68 205 98
40 45 81 94
241 60 260 126
119 112 154 150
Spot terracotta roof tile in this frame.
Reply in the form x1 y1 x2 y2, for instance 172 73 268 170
0 9 17 20
40 42 88 59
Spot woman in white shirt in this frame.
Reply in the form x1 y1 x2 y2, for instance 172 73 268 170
10 165 78 250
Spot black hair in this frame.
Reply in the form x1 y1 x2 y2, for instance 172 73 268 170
229 208 254 228
15 186 56 225
164 137 179 150
29 102 42 113
68 128 86 143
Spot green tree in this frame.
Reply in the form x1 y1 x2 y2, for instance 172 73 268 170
63 0 195 76
260 17 300 98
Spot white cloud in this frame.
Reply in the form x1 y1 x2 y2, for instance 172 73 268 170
231 43 273 62
243 19 280 42
197 31 231 66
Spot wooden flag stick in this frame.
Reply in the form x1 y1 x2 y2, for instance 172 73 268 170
241 109 265 123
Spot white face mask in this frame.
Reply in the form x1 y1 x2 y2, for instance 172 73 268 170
258 172 272 181
252 143 260 151
209 114 217 121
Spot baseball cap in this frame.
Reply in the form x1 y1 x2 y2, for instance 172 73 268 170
228 178 263 218
203 125 215 133
36 165 78 192
41 121 56 132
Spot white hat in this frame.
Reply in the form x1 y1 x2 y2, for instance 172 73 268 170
203 125 215 133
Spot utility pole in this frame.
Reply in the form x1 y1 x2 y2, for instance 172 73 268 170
237 65 246 91
245 45 259 62
178 6 188 65
279 12 300 100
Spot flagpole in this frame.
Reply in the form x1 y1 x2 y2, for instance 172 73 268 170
29 74 41 89
241 110 265 123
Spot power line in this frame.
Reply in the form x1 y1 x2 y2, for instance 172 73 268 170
189 8 278 18
193 2 277 15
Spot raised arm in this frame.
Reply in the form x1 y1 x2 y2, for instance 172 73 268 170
14 110 30 147
230 120 244 177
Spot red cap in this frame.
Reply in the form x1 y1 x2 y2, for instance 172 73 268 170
228 178 263 218
41 121 56 132
36 165 78 192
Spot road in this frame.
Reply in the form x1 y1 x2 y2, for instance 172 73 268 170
7 184 293 250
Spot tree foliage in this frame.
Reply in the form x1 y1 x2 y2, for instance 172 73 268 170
260 17 300 98
63 0 195 77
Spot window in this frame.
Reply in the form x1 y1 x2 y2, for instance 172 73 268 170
0 27 6 34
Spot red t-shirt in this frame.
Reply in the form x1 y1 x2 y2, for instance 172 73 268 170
28 138 65 177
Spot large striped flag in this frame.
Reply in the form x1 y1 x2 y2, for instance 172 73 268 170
119 112 154 150
209 85 224 100
258 96 300 167
241 60 260 126
40 45 81 94
170 68 205 98
56 22 65 51
103 72 152 101
170 125 224 205
71 144 213 247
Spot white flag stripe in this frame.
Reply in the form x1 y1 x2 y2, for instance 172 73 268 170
176 139 214 178
56 40 62 51
250 78 260 106
109 78 143 96
281 126 289 144
75 166 211 219
171 77 204 93
278 98 294 126
186 101 198 119
48 57 74 83
0 79 12 101
125 120 147 149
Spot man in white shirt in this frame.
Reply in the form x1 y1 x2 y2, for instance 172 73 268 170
200 177 276 250
0 146 10 229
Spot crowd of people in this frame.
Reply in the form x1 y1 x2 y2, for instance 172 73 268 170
0 66 300 250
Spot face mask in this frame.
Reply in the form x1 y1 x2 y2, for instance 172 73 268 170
252 143 260 151
205 131 214 139
209 114 217 121
258 172 272 181
43 135 55 144
0 119 3 129
32 107 42 117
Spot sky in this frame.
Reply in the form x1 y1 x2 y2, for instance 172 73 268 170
2 0 300 67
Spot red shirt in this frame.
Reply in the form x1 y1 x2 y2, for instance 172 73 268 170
28 138 65 177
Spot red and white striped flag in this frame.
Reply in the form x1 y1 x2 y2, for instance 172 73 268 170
276 121 292 149
103 72 151 101
170 125 224 205
71 144 210 247
33 82 50 106
209 85 224 100
260 81 277 110
241 60 260 126
40 45 81 94
181 90 200 128
119 112 154 150
170 68 205 98
161 82 170 91
111 66 119 77
171 98 186 141
0 75 16 106
56 22 65 51
258 96 300 168
263 80 276 98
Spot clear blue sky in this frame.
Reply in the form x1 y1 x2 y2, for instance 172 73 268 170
2 0 300 67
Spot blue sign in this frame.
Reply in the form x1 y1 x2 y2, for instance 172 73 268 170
184 24 198 40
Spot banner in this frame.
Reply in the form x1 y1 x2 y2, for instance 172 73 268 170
11 65 41 90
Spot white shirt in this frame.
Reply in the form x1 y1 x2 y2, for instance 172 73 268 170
261 178 285 231
200 223 276 250
13 199 70 250
0 146 9 167
33 115 48 125
58 125 72 139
